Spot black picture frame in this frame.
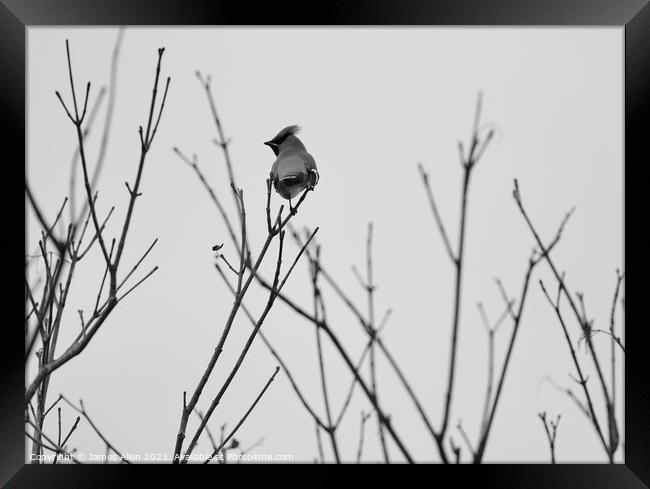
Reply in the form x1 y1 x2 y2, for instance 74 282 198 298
2 1 648 486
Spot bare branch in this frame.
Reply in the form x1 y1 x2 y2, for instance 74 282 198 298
474 254 538 463
195 70 245 250
60 396 130 463
457 419 475 458
181 229 318 462
417 163 455 263
205 367 280 463
514 178 615 461
440 92 494 460
114 46 170 273
309 247 340 463
116 238 159 292
116 266 159 302
78 205 115 260
356 411 372 463
538 412 561 463
193 409 219 453
539 280 609 456
173 148 240 252
334 337 373 428
213 263 327 430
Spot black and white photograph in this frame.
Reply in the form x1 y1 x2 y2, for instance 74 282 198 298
23 25 625 465
3 0 650 483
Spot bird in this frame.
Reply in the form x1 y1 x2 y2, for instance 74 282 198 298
264 125 319 211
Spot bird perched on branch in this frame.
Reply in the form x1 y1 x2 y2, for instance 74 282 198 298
264 125 319 210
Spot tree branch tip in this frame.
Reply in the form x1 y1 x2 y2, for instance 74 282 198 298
512 179 521 200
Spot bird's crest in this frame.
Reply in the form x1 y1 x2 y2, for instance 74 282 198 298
269 125 301 144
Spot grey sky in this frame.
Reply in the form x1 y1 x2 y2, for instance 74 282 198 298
27 27 623 462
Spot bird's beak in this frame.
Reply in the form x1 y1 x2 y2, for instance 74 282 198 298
264 141 279 155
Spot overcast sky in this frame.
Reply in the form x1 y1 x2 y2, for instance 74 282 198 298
26 27 623 463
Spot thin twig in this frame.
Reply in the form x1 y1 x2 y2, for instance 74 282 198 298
513 179 615 461
420 93 494 462
538 412 561 463
178 228 319 462
213 262 327 430
477 301 509 436
173 148 240 254
196 70 247 253
474 254 538 463
362 222 389 462
314 423 325 463
60 395 130 463
609 269 625 426
417 163 455 262
539 280 609 457
334 337 373 428
356 411 372 463
309 247 340 463
205 367 280 463
457 419 475 458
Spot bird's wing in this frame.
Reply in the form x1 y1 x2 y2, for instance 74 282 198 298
270 159 281 193
302 151 317 172
302 151 319 186
270 158 279 180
